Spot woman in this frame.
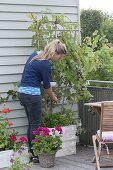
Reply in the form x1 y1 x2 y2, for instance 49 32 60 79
17 39 67 162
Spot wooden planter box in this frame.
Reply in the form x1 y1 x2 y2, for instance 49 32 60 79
56 125 77 157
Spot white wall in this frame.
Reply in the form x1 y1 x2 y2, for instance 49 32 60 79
0 0 80 136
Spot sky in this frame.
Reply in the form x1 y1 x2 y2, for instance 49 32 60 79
79 0 113 14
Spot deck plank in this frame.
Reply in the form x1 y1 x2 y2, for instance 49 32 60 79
3 146 113 170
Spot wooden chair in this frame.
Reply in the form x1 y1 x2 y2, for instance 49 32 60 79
92 101 113 170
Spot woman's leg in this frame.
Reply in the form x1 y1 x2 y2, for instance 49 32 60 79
17 93 42 154
26 99 42 153
23 105 31 150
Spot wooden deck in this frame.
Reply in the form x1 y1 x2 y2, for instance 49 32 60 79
32 145 113 170
31 145 94 170
3 145 113 170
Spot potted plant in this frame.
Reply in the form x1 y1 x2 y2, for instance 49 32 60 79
9 156 32 170
41 109 78 157
0 102 30 168
32 126 62 168
28 12 91 157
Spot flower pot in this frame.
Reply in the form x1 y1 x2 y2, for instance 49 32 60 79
0 150 13 168
38 152 56 168
50 81 57 87
56 125 77 157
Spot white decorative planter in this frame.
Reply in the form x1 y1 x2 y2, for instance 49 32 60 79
56 125 77 157
0 150 13 168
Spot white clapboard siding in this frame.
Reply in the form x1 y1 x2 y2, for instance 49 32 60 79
0 56 28 65
0 4 77 14
8 117 28 127
0 39 32 47
0 30 33 38
0 83 18 93
5 109 26 119
0 13 78 23
0 0 79 136
0 47 34 56
0 21 30 30
0 0 78 6
0 101 23 110
0 65 24 75
0 74 21 83
10 126 28 135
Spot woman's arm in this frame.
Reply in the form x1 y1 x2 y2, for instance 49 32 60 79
45 87 58 102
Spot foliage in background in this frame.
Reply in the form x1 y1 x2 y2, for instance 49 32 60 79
101 13 113 44
80 9 103 41
79 31 113 83
80 9 113 44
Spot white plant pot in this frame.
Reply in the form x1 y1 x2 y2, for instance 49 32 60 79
56 125 77 157
50 82 57 87
0 150 13 168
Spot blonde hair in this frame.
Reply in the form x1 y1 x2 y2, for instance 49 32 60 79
31 39 67 61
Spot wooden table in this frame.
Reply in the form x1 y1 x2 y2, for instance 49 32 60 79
84 102 101 116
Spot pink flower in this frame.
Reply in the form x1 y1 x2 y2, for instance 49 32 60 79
19 136 28 143
2 108 11 114
41 127 50 134
9 135 17 142
41 132 49 137
33 127 50 136
18 149 23 155
52 129 55 133
7 121 13 126
32 138 38 143
33 129 39 135
55 126 63 134
39 127 50 137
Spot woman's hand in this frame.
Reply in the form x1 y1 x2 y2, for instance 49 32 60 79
52 95 58 102
45 87 58 102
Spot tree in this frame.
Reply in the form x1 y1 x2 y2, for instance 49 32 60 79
101 13 113 44
80 9 103 41
80 9 113 44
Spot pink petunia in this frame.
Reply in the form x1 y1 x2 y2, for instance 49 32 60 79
18 149 23 155
55 126 63 134
41 132 49 137
32 129 39 135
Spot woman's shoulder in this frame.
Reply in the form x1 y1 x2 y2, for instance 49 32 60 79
37 60 51 71
39 59 51 66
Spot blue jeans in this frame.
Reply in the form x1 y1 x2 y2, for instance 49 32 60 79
17 92 42 154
